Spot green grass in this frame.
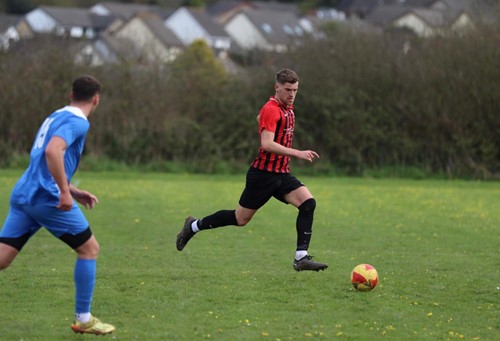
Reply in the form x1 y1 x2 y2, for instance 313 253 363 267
0 170 498 340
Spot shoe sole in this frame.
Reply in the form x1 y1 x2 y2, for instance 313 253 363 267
71 326 115 335
294 265 328 272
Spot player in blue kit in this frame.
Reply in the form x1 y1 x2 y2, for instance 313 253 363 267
0 75 115 335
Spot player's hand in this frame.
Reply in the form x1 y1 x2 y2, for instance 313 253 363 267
57 190 73 211
297 150 320 163
72 189 99 209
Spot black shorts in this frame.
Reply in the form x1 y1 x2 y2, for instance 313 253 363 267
238 167 304 210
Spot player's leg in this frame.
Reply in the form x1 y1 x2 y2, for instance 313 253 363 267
177 205 258 251
282 182 328 272
284 185 315 253
176 168 273 251
197 205 257 229
29 204 114 335
0 243 20 270
68 233 113 335
0 204 39 270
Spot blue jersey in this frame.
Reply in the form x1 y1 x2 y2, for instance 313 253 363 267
10 106 90 206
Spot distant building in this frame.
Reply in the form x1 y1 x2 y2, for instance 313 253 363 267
25 5 114 39
165 7 232 52
0 14 33 50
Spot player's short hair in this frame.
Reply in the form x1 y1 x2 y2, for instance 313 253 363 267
276 69 299 85
72 75 101 101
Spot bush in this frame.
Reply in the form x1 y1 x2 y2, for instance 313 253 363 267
1 27 499 179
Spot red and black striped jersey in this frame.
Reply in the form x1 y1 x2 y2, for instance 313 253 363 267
251 97 295 173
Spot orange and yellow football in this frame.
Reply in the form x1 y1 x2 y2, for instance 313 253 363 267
351 264 379 292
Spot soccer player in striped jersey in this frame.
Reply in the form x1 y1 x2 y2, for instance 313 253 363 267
177 69 328 272
0 75 115 334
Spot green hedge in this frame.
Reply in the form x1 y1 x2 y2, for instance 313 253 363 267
0 24 499 179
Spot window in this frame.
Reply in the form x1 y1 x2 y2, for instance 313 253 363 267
262 23 272 33
283 25 293 35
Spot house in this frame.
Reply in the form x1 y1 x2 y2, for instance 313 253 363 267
336 0 382 19
206 0 254 24
208 0 300 24
224 8 311 52
74 39 111 66
79 31 132 66
25 5 115 39
314 7 347 21
365 5 474 37
165 7 231 52
90 1 167 20
112 12 184 64
0 14 33 50
449 10 474 31
74 11 185 66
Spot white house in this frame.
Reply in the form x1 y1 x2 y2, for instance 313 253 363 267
90 1 164 19
0 14 34 50
113 12 184 64
25 5 113 39
366 4 474 37
225 8 312 52
165 7 231 51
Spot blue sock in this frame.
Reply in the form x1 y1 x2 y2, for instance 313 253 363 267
74 259 96 314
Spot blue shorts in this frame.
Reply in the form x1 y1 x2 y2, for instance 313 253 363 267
0 203 89 249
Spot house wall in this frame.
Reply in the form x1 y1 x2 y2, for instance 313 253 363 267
211 35 231 50
1 26 20 49
26 9 56 33
225 14 269 50
165 8 207 47
93 39 119 63
395 14 434 37
451 13 473 30
16 20 34 38
74 44 105 67
116 18 168 62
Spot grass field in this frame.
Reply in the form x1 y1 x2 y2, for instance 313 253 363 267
0 170 498 340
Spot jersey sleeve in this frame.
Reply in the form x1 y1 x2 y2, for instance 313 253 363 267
259 103 280 134
53 117 89 147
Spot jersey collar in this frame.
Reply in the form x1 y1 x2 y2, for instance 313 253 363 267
270 96 293 110
58 106 87 120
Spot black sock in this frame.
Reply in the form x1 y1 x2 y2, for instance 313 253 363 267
198 210 238 230
296 198 316 250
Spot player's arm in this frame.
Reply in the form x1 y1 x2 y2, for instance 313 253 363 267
261 130 319 163
70 184 98 210
45 136 72 210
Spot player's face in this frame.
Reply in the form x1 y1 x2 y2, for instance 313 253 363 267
275 82 298 107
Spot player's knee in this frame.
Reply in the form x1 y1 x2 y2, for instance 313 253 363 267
76 237 100 259
0 258 13 270
235 209 254 227
299 198 316 212
0 241 20 270
236 216 251 226
86 239 100 258
0 253 15 270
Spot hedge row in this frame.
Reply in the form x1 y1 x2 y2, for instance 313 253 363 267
0 24 499 178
